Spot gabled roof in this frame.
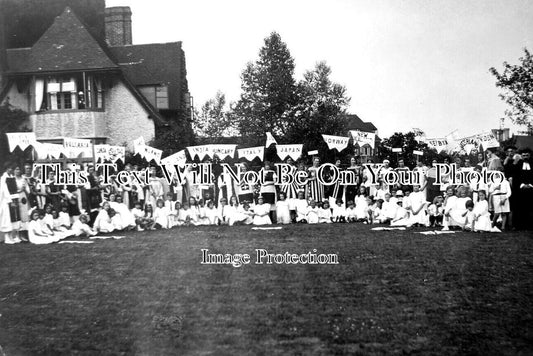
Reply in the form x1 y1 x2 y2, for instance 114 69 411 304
6 7 118 74
345 114 378 132
109 42 185 110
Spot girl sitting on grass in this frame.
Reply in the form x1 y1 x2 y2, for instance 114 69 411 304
93 201 115 233
71 213 97 237
205 200 220 225
153 198 171 229
28 209 62 244
318 200 333 223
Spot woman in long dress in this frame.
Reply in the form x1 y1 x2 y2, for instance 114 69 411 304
345 156 361 206
1 164 21 244
307 157 324 203
259 161 277 221
14 166 30 231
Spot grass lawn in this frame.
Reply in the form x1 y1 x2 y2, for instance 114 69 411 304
0 224 532 355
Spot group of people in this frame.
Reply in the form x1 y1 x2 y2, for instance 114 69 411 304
1 145 532 244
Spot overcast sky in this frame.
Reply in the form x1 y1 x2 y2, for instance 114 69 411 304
106 0 532 139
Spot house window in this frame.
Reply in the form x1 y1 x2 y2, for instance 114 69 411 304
139 85 169 109
38 74 104 112
47 77 77 110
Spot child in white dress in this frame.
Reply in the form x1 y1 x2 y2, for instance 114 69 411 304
332 198 346 223
294 191 309 223
306 200 319 224
94 202 115 233
406 185 429 227
205 200 220 225
253 196 272 225
489 176 511 230
28 209 62 244
71 214 97 237
390 200 410 226
345 201 357 223
463 200 476 231
318 200 333 223
154 199 171 229
472 190 493 232
427 196 444 228
276 192 291 224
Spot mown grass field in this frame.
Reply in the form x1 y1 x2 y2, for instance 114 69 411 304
0 224 532 355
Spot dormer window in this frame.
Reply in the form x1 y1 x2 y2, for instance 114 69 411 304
36 73 104 112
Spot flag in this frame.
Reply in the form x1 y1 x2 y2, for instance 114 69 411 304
237 146 265 161
276 144 303 161
322 134 349 152
5 132 37 152
161 150 188 167
63 137 92 158
108 146 125 163
133 136 146 156
350 130 375 149
265 132 277 147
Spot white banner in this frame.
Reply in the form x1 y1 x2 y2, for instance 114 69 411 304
33 142 64 159
161 149 188 167
142 145 162 164
322 134 349 151
265 132 277 147
444 130 460 154
425 138 449 153
63 137 92 158
133 136 146 156
276 144 303 161
476 131 500 149
108 146 125 163
94 144 110 162
237 146 264 161
187 145 237 160
350 130 375 149
6 132 37 152
210 144 237 160
187 145 211 161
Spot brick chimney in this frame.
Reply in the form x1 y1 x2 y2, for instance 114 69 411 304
105 6 132 46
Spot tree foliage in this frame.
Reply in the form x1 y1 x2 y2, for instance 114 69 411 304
286 61 350 161
193 91 237 141
379 132 444 167
490 48 533 131
0 101 31 164
233 32 298 142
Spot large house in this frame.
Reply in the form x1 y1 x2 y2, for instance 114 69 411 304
345 114 380 161
0 5 191 151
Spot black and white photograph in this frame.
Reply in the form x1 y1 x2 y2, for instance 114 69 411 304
0 0 532 354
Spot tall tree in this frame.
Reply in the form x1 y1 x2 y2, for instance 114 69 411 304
233 32 298 141
286 61 350 161
490 48 533 131
193 91 237 140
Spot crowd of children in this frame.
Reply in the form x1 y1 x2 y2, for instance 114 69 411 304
2 147 529 244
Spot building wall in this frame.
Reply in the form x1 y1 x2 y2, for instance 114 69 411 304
31 110 106 139
104 80 154 149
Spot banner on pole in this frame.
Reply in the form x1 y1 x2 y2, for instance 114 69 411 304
350 130 375 149
63 137 92 158
265 132 277 147
322 134 349 152
6 132 37 152
161 149 187 167
277 144 303 161
237 146 264 161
